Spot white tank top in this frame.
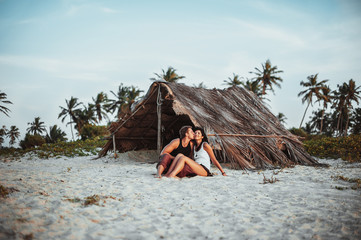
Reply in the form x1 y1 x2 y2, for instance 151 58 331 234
194 142 210 170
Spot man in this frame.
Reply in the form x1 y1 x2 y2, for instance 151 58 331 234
156 125 195 178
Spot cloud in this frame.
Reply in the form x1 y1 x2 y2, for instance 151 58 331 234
229 18 305 47
56 72 106 82
65 4 119 16
66 5 84 16
101 7 118 14
16 18 38 25
0 55 123 73
0 55 62 72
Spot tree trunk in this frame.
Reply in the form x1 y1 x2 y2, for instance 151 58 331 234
344 112 350 136
299 102 310 128
320 109 325 134
70 115 74 141
337 110 342 136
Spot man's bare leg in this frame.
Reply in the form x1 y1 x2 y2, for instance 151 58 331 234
156 165 165 178
156 153 174 178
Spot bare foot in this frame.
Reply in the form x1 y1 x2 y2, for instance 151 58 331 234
167 175 179 179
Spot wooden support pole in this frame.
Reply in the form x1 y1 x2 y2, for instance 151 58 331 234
113 134 117 158
157 85 162 155
114 137 155 140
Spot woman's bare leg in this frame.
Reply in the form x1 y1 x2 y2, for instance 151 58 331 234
164 154 184 177
167 156 208 178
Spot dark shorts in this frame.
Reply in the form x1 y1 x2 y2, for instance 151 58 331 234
200 164 213 177
177 164 197 178
156 154 174 173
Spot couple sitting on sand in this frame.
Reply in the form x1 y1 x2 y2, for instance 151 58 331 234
156 125 227 178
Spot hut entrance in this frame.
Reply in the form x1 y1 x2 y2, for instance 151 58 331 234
160 114 194 149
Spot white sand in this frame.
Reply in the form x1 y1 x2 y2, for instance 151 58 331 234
1 151 360 240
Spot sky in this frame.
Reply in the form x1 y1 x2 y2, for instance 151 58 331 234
1 0 361 147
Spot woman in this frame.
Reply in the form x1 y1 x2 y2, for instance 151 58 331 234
165 127 227 178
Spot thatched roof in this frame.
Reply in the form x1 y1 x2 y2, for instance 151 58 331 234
99 81 319 169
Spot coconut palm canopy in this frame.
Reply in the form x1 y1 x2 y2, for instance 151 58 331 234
100 81 319 169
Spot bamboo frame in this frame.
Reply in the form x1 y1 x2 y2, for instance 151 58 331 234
207 133 303 144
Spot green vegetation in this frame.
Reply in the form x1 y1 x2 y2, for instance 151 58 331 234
0 184 18 198
65 194 122 207
1 63 360 165
83 194 101 206
303 135 361 162
0 184 10 198
250 59 283 96
150 66 185 83
19 134 46 149
261 173 279 184
80 124 108 141
0 138 106 159
0 90 13 117
331 175 361 190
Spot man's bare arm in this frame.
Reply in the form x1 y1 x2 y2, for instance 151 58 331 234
160 139 180 155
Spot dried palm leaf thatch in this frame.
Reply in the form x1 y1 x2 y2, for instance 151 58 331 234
99 81 320 169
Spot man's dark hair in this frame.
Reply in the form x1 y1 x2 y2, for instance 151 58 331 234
179 125 192 139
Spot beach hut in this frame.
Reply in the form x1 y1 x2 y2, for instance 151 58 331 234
99 81 319 169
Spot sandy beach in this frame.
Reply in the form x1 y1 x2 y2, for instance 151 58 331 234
1 151 360 240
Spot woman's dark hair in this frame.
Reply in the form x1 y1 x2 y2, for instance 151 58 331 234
193 127 208 151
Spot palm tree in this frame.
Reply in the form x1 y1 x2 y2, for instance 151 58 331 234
77 103 97 130
58 97 83 141
276 113 287 125
302 122 313 134
193 82 207 88
8 125 20 146
27 117 46 135
334 79 361 136
0 91 13 117
350 108 361 134
45 125 67 143
307 110 324 134
249 59 283 95
316 85 332 134
107 84 129 118
124 86 143 112
223 73 243 87
298 74 329 128
107 84 143 119
317 111 334 136
240 78 263 98
92 92 109 123
150 67 185 83
332 84 346 135
0 125 7 147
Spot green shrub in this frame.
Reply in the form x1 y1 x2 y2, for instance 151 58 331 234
1 138 106 159
289 127 309 139
80 124 108 140
19 134 46 149
304 135 361 162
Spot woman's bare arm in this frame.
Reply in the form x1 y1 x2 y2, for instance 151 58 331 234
204 143 227 176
